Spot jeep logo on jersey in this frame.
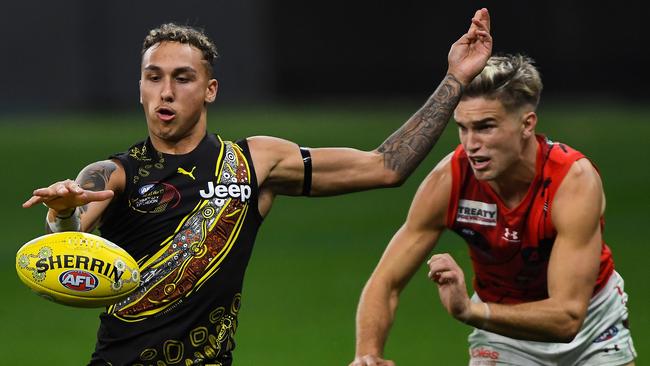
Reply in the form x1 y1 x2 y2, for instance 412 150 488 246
59 270 98 292
200 182 252 202
457 199 497 226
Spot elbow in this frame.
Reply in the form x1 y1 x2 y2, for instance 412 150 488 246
553 310 586 343
382 169 406 188
557 320 582 343
362 275 402 311
554 325 580 343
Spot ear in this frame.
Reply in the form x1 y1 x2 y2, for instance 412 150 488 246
205 79 218 103
521 111 537 138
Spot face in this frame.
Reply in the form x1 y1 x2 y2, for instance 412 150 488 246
454 97 536 181
140 41 217 144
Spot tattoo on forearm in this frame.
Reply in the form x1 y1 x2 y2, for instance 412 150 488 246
377 74 463 175
77 161 117 214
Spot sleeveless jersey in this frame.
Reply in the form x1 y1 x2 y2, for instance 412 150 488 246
446 135 614 304
91 133 262 366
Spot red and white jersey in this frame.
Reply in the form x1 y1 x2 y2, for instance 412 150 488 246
446 135 614 304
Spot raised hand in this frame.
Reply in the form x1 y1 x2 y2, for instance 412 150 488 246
447 8 492 86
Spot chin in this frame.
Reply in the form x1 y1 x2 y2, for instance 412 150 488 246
472 169 496 181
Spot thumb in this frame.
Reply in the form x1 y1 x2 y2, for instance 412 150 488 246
83 190 115 203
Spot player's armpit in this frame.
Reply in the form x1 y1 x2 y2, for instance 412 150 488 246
247 136 305 196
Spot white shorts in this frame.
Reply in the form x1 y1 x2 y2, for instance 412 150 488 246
467 271 637 366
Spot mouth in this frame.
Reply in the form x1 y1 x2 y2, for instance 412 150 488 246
155 106 176 122
469 155 491 170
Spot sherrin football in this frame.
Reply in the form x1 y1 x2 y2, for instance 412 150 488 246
16 232 140 308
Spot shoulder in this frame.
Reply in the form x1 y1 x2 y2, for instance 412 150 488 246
552 158 604 225
78 159 126 194
557 158 602 197
417 152 453 204
406 152 454 229
247 136 297 153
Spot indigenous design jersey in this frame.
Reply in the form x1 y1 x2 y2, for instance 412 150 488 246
446 135 614 304
91 134 262 366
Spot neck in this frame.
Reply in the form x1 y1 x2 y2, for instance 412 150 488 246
488 136 539 208
150 116 208 155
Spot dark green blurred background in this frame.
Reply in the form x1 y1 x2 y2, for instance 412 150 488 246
1 102 648 364
2 0 648 363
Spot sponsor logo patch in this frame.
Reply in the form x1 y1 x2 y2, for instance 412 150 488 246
594 325 619 343
130 182 181 213
199 182 252 202
502 228 520 242
59 270 98 291
470 347 500 360
457 199 497 226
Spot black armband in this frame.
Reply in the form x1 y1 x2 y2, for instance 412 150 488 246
300 147 312 196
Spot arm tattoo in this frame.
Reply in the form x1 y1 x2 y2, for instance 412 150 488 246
76 161 117 214
377 73 463 176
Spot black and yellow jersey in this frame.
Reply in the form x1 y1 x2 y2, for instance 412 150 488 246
91 133 262 366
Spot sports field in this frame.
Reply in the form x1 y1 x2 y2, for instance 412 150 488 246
1 102 647 364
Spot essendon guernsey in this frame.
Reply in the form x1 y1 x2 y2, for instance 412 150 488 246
446 135 614 304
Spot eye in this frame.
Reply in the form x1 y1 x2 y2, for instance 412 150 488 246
147 74 161 82
176 74 195 83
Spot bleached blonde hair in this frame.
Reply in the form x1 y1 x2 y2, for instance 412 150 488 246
463 54 543 112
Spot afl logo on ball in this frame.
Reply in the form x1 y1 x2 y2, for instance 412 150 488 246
59 270 98 292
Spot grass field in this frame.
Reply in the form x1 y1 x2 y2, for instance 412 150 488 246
1 102 648 365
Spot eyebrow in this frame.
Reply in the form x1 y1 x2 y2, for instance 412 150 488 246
143 65 198 75
455 117 494 126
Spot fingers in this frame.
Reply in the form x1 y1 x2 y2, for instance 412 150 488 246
23 180 113 208
22 195 45 208
467 9 488 34
23 180 78 208
472 8 490 31
427 253 460 284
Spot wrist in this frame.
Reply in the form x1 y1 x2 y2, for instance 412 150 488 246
47 207 81 232
55 208 76 219
445 71 470 89
463 301 491 328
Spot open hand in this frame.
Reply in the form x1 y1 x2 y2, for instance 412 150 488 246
447 8 493 86
22 179 114 214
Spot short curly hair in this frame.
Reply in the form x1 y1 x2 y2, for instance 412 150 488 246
463 54 543 112
142 23 218 77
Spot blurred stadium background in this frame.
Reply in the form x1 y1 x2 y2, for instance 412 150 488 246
1 1 647 365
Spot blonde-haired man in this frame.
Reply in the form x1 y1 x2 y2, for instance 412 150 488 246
351 54 636 366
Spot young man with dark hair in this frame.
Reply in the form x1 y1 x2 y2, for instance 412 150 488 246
23 10 492 365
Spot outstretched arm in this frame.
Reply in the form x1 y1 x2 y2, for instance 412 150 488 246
428 159 604 342
22 160 125 233
378 7 492 177
250 9 492 199
351 156 452 366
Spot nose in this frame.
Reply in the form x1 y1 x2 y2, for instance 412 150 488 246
463 130 481 154
160 78 174 103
